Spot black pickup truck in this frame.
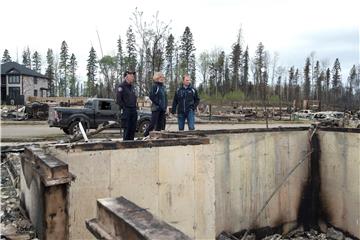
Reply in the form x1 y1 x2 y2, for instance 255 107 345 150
48 98 151 135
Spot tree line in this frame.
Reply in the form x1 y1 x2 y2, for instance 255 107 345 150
2 8 360 110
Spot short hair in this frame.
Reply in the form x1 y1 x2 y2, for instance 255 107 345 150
124 70 136 78
183 73 190 80
153 72 165 81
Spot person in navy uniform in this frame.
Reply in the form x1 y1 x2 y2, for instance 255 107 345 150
171 74 200 130
144 72 168 137
116 70 137 140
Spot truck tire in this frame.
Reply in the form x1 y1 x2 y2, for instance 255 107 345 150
69 121 88 136
138 120 150 134
63 128 70 134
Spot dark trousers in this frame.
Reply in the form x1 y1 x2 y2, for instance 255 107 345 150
121 108 138 140
144 110 166 137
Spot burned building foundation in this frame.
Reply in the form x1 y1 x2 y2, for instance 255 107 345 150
19 127 360 239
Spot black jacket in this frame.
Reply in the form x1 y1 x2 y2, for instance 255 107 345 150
171 84 200 114
150 82 168 112
116 81 137 109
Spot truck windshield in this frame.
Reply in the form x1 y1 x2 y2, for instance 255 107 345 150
84 101 93 109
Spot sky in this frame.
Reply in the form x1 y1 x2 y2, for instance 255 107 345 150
1 0 359 84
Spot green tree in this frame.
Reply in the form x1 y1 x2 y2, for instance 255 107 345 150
325 68 331 104
288 66 295 101
303 57 311 99
86 47 98 97
116 36 125 84
313 61 320 100
224 57 231 94
189 53 196 86
32 51 42 72
217 51 225 95
45 49 55 96
317 71 324 103
253 42 266 99
294 68 300 102
69 53 78 97
242 46 249 97
2 49 12 63
22 47 31 68
59 41 70 96
179 26 196 76
230 41 241 91
125 26 137 71
331 58 341 102
165 34 175 91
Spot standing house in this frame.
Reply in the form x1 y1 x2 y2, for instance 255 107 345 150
1 62 49 104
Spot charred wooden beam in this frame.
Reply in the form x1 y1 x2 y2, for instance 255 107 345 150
20 145 72 240
86 197 192 240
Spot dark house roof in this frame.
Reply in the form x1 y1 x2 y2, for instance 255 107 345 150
1 62 49 79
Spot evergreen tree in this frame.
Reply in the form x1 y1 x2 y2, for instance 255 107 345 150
294 68 300 102
59 41 70 96
116 36 124 83
347 65 356 94
45 49 55 96
275 76 281 97
69 53 78 97
230 42 241 91
179 26 196 75
165 34 175 88
242 46 249 96
125 26 137 71
217 51 225 95
2 49 12 63
303 57 311 99
325 68 331 104
318 71 324 102
189 53 196 86
224 57 231 94
313 61 320 100
22 47 31 68
153 42 164 72
288 67 295 101
86 47 98 97
332 58 341 102
32 51 42 72
253 42 265 99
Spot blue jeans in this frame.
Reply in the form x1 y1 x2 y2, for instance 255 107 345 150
178 110 195 131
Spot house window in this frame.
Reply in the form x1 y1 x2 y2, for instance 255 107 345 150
8 75 20 84
9 87 20 99
34 89 38 96
34 77 38 84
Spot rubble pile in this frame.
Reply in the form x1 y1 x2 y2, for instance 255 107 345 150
218 227 355 240
1 153 36 240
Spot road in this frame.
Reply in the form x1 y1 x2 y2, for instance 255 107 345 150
1 121 310 141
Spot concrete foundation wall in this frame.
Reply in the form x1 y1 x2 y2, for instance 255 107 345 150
52 129 310 240
53 144 216 239
318 130 360 238
211 131 310 235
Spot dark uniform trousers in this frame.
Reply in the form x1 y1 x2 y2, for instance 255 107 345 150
122 107 138 140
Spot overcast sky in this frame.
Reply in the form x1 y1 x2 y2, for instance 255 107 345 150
1 0 359 84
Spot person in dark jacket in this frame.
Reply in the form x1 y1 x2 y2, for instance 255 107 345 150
116 70 137 140
144 72 168 137
171 74 200 130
